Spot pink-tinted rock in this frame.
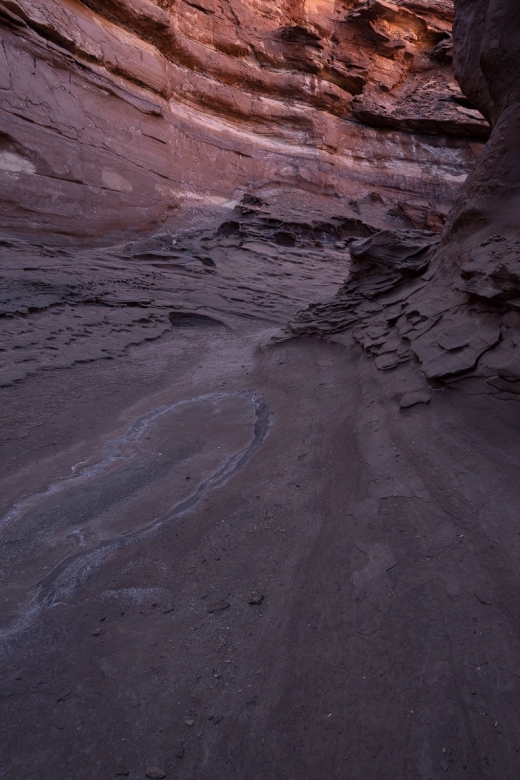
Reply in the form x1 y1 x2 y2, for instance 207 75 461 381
272 0 520 395
0 0 487 243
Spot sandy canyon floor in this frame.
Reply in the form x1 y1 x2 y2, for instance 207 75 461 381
2 199 520 780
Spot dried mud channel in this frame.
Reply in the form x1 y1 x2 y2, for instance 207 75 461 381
2 206 520 780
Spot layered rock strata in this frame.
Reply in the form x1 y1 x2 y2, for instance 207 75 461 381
278 0 520 399
0 0 487 241
0 199 359 386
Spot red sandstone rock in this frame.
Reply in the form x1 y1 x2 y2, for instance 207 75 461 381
273 0 520 395
0 0 487 241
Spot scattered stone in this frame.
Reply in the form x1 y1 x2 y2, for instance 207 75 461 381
399 391 432 409
145 768 166 779
249 593 264 605
375 353 408 371
207 601 230 613
184 719 194 726
175 747 184 759
91 627 104 636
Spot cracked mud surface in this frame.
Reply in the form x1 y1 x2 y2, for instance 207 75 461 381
2 200 520 780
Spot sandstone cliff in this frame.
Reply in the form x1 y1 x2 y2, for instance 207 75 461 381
277 0 520 399
0 0 487 241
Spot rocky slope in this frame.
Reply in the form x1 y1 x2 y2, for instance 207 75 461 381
0 0 487 241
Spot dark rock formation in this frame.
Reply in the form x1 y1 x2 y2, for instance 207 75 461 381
0 199 359 386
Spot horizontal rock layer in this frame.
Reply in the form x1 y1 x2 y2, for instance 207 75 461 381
272 0 520 396
0 0 488 242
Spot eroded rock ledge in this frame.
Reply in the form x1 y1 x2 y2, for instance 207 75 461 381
0 0 487 241
273 0 520 398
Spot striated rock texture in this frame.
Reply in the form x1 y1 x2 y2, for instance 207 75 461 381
279 0 520 399
0 0 487 242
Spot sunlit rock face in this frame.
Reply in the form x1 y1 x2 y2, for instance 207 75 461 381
270 0 520 397
0 0 489 242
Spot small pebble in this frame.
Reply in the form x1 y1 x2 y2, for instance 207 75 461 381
399 391 432 409
207 602 230 613
145 767 166 779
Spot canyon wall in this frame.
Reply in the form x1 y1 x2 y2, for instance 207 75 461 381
277 0 520 398
0 0 488 243
448 0 520 262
